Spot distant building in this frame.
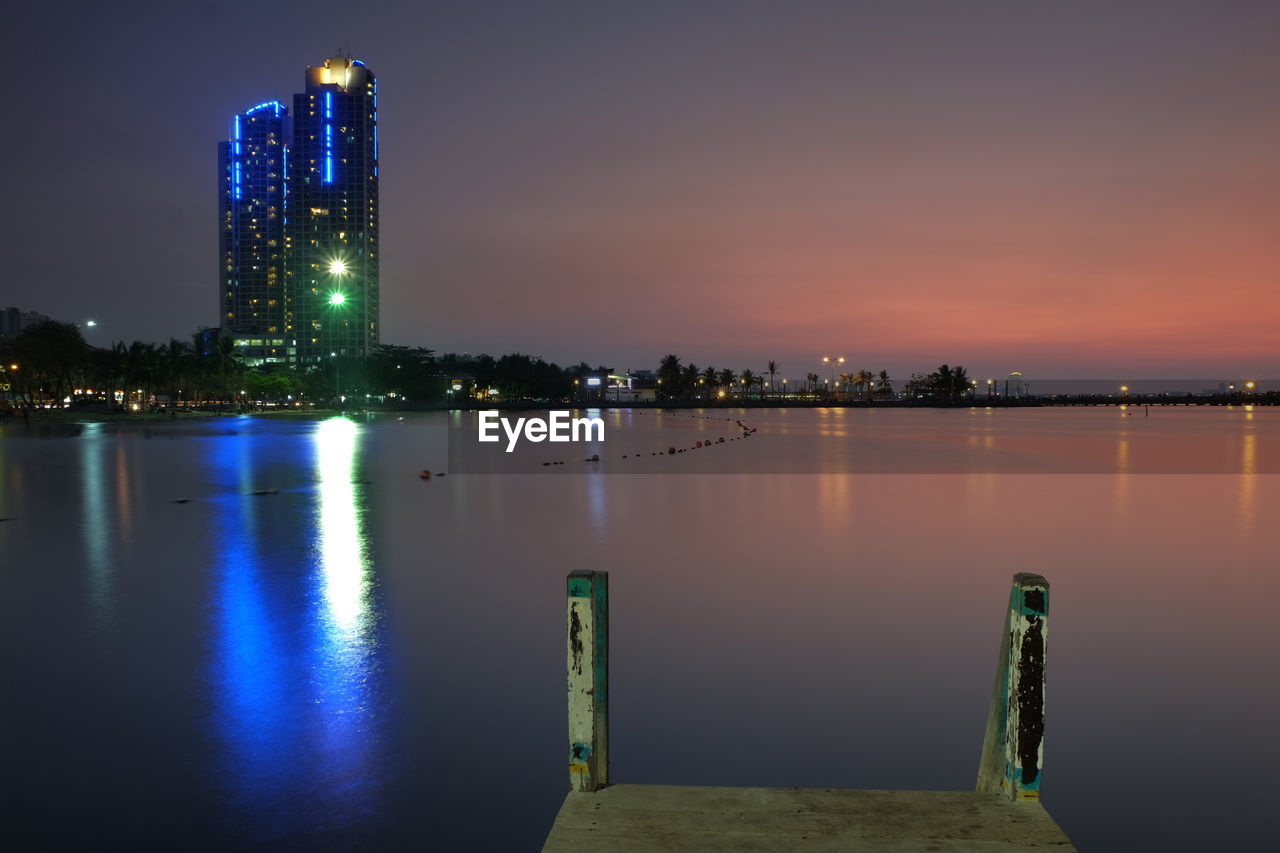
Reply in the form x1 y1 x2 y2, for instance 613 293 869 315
606 373 656 402
628 369 657 389
0 307 20 339
219 100 291 364
1008 372 1025 398
0 307 52 339
194 327 221 358
288 56 380 364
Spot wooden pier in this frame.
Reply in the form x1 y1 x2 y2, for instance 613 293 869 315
543 571 1076 851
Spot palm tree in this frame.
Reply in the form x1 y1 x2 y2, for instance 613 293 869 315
682 362 700 401
766 360 778 398
163 338 191 405
806 372 819 393
122 341 160 407
740 369 756 400
717 368 735 393
877 370 892 398
853 368 874 401
218 336 239 403
951 365 970 400
658 354 681 400
702 365 717 395
838 372 852 402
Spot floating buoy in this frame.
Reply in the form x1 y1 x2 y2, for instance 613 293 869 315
591 454 600 462
751 427 757 433
718 437 725 443
696 440 703 447
543 462 551 466
420 470 431 479
668 446 676 454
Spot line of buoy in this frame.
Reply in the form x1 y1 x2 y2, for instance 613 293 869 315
531 423 761 467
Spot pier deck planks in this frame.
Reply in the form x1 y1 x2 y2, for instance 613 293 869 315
543 785 1076 852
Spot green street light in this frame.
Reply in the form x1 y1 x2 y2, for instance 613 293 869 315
329 259 347 275
329 292 346 306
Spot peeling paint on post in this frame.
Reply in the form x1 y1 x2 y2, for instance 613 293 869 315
977 573 1049 802
567 570 608 793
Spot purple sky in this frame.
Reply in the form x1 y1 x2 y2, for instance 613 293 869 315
7 1 1280 380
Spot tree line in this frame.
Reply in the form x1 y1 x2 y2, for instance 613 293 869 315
655 354 896 402
0 320 976 410
0 321 602 408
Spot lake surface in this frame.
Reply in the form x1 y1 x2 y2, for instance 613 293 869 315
1 407 1276 851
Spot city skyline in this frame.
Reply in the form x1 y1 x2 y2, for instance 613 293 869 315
7 1 1280 378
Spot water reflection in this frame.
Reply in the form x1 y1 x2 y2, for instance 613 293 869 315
1238 429 1258 534
209 430 291 817
208 418 380 839
79 424 114 626
309 417 378 816
585 473 608 537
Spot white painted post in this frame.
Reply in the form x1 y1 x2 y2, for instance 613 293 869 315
977 573 1049 801
567 570 608 793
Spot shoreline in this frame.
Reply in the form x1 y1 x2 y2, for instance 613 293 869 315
2 392 1275 428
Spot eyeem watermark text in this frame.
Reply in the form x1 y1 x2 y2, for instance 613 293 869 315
478 410 605 452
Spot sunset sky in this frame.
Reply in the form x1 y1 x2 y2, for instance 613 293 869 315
8 0 1279 378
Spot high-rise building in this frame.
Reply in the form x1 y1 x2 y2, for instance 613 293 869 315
1 307 54 340
287 56 380 364
219 100 291 364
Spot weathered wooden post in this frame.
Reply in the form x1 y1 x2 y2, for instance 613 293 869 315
566 570 608 792
977 573 1049 801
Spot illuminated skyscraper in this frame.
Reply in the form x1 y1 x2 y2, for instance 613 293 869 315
287 56 380 363
219 100 291 364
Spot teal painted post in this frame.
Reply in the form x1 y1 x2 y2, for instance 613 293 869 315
566 570 609 793
977 573 1049 801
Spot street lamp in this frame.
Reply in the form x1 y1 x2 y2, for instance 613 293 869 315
326 255 350 405
822 356 844 399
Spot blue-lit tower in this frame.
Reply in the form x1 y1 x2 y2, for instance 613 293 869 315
288 56 380 363
219 100 291 364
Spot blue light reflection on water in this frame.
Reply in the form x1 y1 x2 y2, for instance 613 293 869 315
207 417 382 841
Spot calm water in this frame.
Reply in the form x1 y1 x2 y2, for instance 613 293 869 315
1 408 1276 851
